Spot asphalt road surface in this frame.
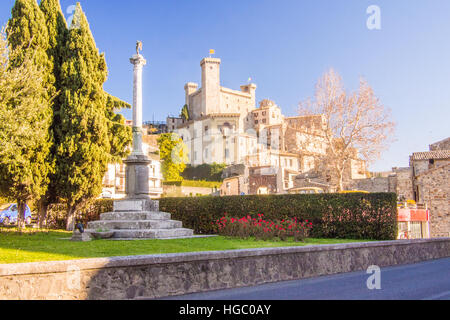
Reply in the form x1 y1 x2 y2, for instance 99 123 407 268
164 258 450 300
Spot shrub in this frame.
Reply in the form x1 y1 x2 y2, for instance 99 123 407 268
215 214 312 242
160 193 398 240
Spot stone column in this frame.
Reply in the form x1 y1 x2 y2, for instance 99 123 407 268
125 54 151 200
130 54 146 155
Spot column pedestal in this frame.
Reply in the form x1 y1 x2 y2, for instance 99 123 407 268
124 154 152 200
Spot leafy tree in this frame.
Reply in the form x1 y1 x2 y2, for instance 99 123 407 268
1 0 54 230
180 104 190 121
55 3 112 230
0 28 52 230
158 133 188 181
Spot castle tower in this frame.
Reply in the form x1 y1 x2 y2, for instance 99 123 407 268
240 84 257 108
201 57 221 115
184 82 198 106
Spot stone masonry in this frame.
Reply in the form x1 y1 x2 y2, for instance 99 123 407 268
0 239 448 300
416 164 450 238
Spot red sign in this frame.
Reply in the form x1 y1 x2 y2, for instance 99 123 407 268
398 209 429 222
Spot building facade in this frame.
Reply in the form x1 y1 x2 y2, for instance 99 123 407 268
168 56 366 196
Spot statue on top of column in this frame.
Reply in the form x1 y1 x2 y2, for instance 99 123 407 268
136 41 143 55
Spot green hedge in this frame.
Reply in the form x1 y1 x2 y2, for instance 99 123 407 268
160 193 398 240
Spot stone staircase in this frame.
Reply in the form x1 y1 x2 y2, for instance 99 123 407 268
86 199 194 239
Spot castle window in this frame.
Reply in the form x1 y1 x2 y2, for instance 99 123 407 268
255 120 258 124
205 126 209 134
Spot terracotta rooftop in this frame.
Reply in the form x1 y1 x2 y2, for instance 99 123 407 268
411 150 450 161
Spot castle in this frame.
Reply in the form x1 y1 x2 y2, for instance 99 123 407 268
167 57 366 195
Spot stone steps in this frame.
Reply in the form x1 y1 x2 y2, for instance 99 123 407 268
88 220 182 230
100 211 171 221
84 199 195 240
110 228 194 239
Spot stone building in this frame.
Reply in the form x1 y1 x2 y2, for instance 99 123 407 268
350 137 449 238
169 56 366 195
167 57 258 166
410 140 450 238
414 163 449 238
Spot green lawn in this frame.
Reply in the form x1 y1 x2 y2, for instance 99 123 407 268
0 228 371 264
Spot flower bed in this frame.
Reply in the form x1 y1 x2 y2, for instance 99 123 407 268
215 214 313 242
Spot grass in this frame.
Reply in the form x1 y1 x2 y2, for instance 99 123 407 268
0 228 372 264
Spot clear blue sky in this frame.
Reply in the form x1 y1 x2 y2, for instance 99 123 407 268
1 0 449 171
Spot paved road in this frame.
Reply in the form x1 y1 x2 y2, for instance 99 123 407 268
165 258 450 300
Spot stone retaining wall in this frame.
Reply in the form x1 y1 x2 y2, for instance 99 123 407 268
1 238 449 300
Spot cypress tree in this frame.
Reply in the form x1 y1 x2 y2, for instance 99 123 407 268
39 0 67 78
37 0 68 227
57 3 113 230
2 0 53 230
7 0 54 96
